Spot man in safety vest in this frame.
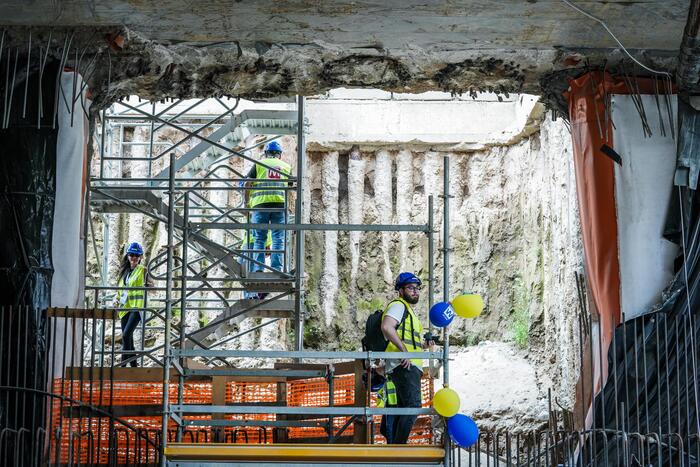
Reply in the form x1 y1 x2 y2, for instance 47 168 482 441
244 141 291 273
379 272 432 444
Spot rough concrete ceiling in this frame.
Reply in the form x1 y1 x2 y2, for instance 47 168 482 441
0 1 690 106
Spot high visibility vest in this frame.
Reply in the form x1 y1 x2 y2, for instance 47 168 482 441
250 158 291 207
377 377 398 407
382 298 424 368
117 264 146 318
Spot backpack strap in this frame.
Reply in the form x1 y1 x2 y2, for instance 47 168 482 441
391 300 418 349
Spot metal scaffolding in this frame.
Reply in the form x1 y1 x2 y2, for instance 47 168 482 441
85 95 451 466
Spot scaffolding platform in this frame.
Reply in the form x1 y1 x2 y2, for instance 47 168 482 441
164 443 445 464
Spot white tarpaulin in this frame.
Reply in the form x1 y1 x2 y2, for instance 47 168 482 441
50 71 89 375
51 71 88 308
612 94 678 320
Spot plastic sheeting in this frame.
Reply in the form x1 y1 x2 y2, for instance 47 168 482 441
567 72 622 329
675 99 700 189
51 71 88 308
0 60 60 456
591 184 700 464
566 72 624 414
567 72 700 464
50 71 89 377
0 68 59 308
612 94 679 320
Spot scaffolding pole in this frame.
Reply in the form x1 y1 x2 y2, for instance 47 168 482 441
176 192 189 441
161 152 177 467
294 95 305 353
442 156 451 467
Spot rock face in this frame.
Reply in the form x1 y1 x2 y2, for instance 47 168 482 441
302 112 583 412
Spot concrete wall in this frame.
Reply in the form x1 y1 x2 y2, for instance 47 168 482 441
305 89 542 151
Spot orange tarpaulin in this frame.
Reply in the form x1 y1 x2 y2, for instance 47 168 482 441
565 71 675 426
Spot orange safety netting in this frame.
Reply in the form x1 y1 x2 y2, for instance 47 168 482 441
49 371 435 463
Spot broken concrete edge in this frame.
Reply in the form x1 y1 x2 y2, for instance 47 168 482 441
0 26 680 115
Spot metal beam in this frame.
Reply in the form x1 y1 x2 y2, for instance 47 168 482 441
173 349 443 359
295 95 305 354
191 222 429 232
183 369 324 378
170 405 434 416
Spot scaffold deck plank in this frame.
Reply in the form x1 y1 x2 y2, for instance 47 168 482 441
47 307 119 319
164 443 445 463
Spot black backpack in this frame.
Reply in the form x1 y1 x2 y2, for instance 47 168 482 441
362 305 408 352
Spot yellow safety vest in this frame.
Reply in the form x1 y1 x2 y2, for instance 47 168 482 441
382 298 424 368
377 377 398 407
117 264 146 318
250 158 291 207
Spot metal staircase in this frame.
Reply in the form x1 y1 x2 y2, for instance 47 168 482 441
91 188 244 277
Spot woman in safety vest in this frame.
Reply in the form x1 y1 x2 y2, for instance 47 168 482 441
116 242 150 367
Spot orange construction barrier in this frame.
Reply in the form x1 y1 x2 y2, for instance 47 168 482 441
49 367 436 463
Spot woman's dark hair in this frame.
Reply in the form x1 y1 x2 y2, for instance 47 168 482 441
118 254 131 281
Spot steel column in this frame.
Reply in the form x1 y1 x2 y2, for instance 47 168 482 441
176 192 190 441
161 152 177 466
442 156 451 467
294 95 305 353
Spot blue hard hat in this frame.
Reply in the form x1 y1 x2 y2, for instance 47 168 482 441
126 242 144 256
394 272 422 290
265 141 282 154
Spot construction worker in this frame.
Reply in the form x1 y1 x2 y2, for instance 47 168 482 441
244 141 291 273
116 242 150 367
379 272 432 444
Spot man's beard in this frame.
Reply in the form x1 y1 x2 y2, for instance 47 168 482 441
403 294 419 305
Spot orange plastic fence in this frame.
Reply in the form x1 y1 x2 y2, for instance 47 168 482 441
50 370 435 463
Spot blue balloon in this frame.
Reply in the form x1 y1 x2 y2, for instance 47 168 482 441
447 414 479 448
429 302 455 328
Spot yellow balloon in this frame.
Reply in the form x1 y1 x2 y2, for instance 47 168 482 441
433 387 460 417
452 294 484 318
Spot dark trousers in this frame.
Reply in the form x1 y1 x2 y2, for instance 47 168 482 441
120 312 141 367
385 365 422 444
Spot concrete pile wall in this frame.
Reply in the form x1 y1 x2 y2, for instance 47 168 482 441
301 114 582 417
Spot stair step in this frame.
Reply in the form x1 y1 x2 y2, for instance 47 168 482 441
242 271 295 292
186 299 295 343
235 298 295 312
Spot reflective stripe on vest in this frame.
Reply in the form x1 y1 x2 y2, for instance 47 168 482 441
250 158 291 207
377 378 398 407
382 297 424 368
118 264 146 318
